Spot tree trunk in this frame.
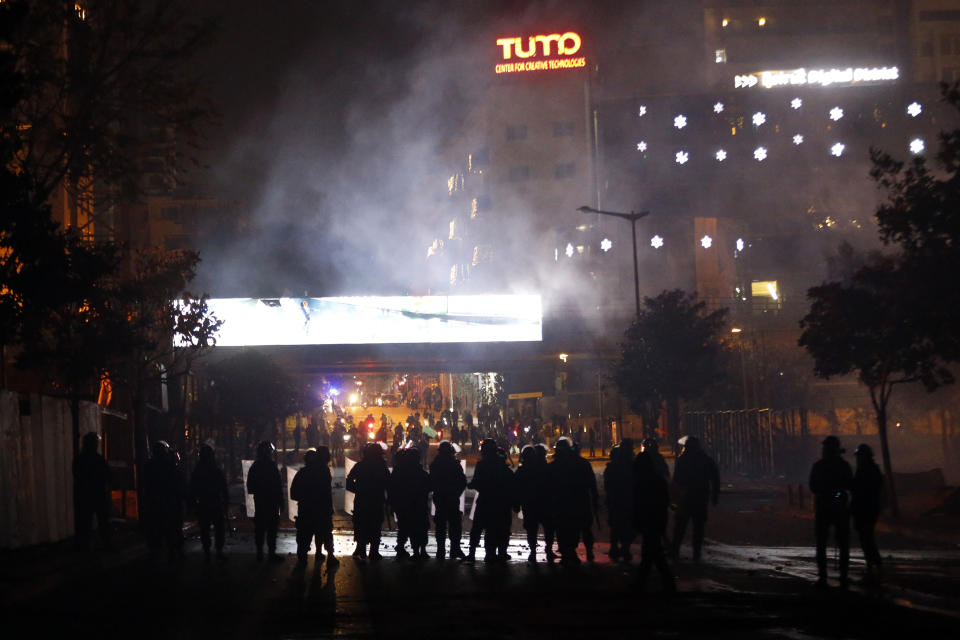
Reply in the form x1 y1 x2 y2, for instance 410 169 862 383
876 404 900 519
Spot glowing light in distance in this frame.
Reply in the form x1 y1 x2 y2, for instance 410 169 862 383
638 105 647 117
701 235 713 249
754 146 768 161
758 17 766 26
736 238 745 252
791 97 802 110
714 102 724 113
349 393 359 405
600 238 612 252
767 282 779 301
675 150 689 165
558 353 569 363
910 138 925 154
831 142 845 157
752 111 766 127
565 243 574 258
722 18 729 27
829 107 844 121
650 235 664 249
329 388 339 396
674 115 688 129
637 141 647 152
907 102 922 117
731 327 742 333
793 134 804 145
715 149 727 162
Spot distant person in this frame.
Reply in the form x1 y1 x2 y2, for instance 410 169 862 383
671 436 720 562
467 439 514 562
604 440 636 562
514 445 550 562
293 423 302 453
189 444 229 562
73 432 112 551
290 447 337 569
430 441 467 560
851 443 883 584
247 441 284 562
389 449 431 559
330 421 346 465
809 436 853 588
634 448 676 593
346 443 390 560
142 440 185 561
305 419 319 449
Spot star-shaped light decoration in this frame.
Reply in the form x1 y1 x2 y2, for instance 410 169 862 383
674 115 687 129
715 149 727 162
638 105 647 117
754 146 768 161
752 111 766 127
829 107 844 121
713 102 724 114
700 235 713 249
910 138 925 154
675 150 689 165
791 97 802 110
637 141 648 152
650 235 664 249
907 102 922 118
565 243 574 258
830 142 845 157
736 238 745 252
600 238 613 252
793 134 804 145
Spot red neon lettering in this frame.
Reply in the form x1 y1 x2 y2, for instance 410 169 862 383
496 32 582 60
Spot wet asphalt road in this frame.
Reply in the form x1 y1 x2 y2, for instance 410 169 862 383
6 528 957 640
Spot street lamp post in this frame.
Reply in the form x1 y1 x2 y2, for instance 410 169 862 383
577 205 650 319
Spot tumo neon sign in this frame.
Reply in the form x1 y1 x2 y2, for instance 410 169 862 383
495 32 585 74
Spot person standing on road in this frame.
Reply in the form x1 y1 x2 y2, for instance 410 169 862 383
640 438 670 481
549 438 595 565
634 448 676 593
290 447 338 569
429 441 467 560
247 440 284 562
189 444 229 562
809 435 854 588
671 436 720 562
851 443 884 584
573 441 599 561
346 442 390 560
515 444 551 563
74 431 112 551
389 448 431 559
467 439 514 562
604 440 636 563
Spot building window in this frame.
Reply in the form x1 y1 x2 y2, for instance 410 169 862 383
552 121 574 136
470 147 490 169
506 124 527 141
554 163 575 179
941 33 960 55
715 48 727 63
471 194 491 219
508 166 530 182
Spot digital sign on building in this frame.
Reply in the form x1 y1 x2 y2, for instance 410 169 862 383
190 295 543 347
494 32 586 74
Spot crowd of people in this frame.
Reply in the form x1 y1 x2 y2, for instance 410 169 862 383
70 427 884 591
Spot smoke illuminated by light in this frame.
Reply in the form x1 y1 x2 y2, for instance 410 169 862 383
910 138 925 154
829 107 844 121
754 146 768 161
650 235 664 249
674 115 688 129
676 150 689 165
907 102 922 117
830 142 845 157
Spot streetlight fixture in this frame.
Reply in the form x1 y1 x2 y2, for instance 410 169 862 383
577 205 650 318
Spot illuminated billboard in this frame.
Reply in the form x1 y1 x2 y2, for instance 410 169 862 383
494 32 586 74
734 66 899 89
194 295 543 347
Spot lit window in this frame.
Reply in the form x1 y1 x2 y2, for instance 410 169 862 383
722 18 729 27
752 281 779 301
758 17 766 27
75 3 87 20
715 49 727 64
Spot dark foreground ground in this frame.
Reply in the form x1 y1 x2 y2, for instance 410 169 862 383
2 476 958 639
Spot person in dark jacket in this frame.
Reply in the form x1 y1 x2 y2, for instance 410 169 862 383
635 449 675 593
604 440 636 562
851 443 883 583
247 440 284 562
389 448 431 559
514 444 551 562
189 444 229 561
346 442 390 560
430 441 467 560
671 436 720 561
142 440 185 561
640 438 670 481
74 431 112 551
572 441 600 561
467 439 514 562
809 435 854 588
549 438 596 565
290 447 337 569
